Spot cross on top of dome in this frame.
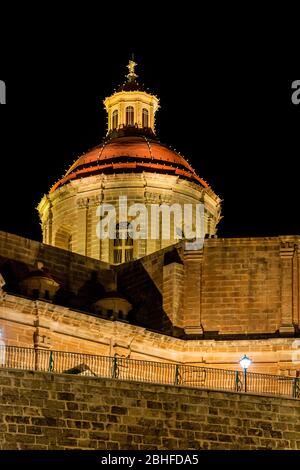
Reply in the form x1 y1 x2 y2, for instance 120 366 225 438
126 55 138 81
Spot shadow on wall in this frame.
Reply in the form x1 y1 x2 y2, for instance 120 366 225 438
115 248 183 336
0 250 183 336
0 258 30 293
0 258 106 313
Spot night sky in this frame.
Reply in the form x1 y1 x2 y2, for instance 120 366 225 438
0 19 299 242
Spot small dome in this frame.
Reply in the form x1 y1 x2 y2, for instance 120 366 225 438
51 135 208 192
99 290 128 300
92 290 132 321
20 268 60 301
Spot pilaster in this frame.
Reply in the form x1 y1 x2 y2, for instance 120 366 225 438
183 249 204 335
279 238 297 335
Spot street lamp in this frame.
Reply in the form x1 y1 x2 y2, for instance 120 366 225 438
239 355 252 392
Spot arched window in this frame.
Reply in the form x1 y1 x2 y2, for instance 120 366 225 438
113 222 134 264
126 106 134 126
112 109 118 129
142 108 149 128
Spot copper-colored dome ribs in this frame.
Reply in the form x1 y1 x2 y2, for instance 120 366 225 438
50 136 208 192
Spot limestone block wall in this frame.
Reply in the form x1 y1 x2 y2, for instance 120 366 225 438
200 238 282 335
0 369 299 450
116 236 300 336
182 236 299 336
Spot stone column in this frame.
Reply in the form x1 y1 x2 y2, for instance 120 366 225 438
145 192 159 256
150 103 154 130
33 302 53 350
279 238 297 335
48 202 53 245
33 302 53 371
136 101 141 127
160 193 173 250
120 101 125 127
76 198 89 256
90 195 102 260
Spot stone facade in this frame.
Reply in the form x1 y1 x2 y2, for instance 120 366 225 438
0 231 299 375
0 369 299 450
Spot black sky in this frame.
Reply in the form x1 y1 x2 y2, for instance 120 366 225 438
0 16 299 242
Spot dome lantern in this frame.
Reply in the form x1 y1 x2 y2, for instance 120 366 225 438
103 57 160 138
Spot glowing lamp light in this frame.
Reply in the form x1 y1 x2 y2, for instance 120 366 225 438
239 355 252 370
239 355 252 393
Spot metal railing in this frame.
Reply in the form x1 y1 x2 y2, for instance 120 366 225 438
0 345 299 399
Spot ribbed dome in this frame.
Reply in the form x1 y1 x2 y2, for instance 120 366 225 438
51 136 208 192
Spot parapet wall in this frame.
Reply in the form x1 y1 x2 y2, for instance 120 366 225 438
0 368 299 450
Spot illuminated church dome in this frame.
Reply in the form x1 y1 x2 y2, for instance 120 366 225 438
38 58 221 264
51 136 208 193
